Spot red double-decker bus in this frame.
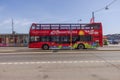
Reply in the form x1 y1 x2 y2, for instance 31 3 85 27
29 23 103 50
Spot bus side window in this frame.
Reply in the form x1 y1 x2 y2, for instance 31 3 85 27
51 26 59 30
79 35 92 42
71 26 77 30
60 27 70 30
91 27 94 29
51 36 59 42
41 36 50 42
85 26 90 29
85 35 92 41
79 36 84 41
41 25 50 30
71 24 80 30
30 36 35 42
94 26 100 29
31 26 36 30
60 25 70 30
35 36 40 41
30 36 40 42
81 26 85 29
36 26 40 30
60 36 70 43
72 36 78 42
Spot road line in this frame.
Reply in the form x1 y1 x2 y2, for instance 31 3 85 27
0 60 120 65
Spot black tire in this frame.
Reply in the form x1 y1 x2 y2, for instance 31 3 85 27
77 44 85 49
42 44 49 50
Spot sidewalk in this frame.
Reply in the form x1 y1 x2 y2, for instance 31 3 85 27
97 44 120 51
0 47 30 53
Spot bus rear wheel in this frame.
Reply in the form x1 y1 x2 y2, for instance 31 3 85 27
42 44 49 50
77 44 85 49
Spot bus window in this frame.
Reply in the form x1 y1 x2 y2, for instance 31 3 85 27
90 24 100 29
60 36 70 43
91 27 94 29
30 36 40 42
76 26 80 29
72 36 78 42
41 25 50 29
31 26 36 30
41 36 50 42
35 36 40 41
51 25 59 29
51 36 59 42
79 35 92 41
71 24 80 30
93 26 100 29
60 26 70 30
85 35 92 41
79 36 84 41
30 36 35 42
85 26 90 29
71 26 77 29
81 26 85 29
60 24 70 30
51 27 59 29
36 26 40 30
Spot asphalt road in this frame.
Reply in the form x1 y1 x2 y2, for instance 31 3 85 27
0 51 120 80
0 50 120 62
0 52 105 62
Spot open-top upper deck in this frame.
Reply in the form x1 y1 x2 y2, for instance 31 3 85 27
30 23 102 30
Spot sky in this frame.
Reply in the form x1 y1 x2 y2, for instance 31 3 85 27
0 0 120 34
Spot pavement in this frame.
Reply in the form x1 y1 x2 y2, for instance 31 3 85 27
97 44 120 51
1 48 120 80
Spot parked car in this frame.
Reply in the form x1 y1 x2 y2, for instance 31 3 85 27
112 41 119 44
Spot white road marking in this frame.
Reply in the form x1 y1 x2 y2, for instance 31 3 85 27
0 60 120 65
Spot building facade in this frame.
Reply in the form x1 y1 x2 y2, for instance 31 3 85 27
0 34 29 47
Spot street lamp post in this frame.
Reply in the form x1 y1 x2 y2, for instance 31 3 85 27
92 12 95 23
91 6 108 23
12 19 15 46
12 19 14 34
91 0 117 23
70 24 73 50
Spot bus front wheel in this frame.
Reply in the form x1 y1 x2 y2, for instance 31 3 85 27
42 44 49 50
77 44 85 49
